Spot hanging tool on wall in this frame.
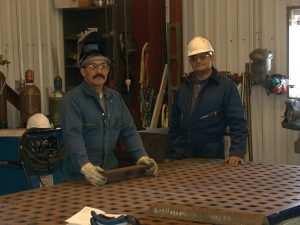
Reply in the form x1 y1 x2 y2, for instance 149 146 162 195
249 49 288 96
139 42 155 128
104 1 117 89
120 0 138 94
265 74 288 95
121 0 131 93
249 48 273 87
119 32 138 93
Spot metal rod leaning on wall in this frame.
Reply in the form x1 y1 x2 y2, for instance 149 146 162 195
245 63 253 161
167 22 181 118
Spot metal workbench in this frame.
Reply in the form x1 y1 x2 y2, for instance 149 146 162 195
1 158 300 225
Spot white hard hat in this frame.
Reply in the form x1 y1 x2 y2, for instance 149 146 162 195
187 36 214 57
26 113 51 129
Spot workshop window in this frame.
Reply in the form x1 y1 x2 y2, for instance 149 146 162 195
288 7 300 98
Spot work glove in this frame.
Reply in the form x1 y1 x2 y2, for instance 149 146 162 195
137 156 158 177
80 162 107 187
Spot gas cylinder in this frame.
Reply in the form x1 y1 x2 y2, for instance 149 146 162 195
20 69 41 126
48 75 64 127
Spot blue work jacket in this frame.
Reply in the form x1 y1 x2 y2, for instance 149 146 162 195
61 81 147 179
165 67 248 160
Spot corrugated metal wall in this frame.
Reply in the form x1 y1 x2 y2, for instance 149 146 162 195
0 0 63 127
1 0 300 165
182 0 300 164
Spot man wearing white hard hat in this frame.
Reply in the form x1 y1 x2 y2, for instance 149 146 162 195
164 36 248 165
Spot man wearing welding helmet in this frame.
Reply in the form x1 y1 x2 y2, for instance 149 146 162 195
61 31 158 186
164 36 248 165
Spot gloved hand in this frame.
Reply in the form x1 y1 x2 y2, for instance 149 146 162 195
226 156 244 165
137 156 158 177
80 162 107 187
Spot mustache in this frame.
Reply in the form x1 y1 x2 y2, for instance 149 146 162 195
92 73 106 79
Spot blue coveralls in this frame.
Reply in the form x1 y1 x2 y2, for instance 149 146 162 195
165 67 248 160
61 81 147 179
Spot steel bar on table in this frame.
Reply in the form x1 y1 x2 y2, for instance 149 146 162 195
148 202 269 225
105 164 146 183
1 158 300 225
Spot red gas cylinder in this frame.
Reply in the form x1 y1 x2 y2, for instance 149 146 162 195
20 69 41 126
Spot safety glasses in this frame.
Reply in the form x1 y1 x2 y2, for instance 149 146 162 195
85 63 109 71
189 52 213 62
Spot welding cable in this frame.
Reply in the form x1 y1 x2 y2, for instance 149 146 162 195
20 160 39 189
0 160 22 169
19 128 66 174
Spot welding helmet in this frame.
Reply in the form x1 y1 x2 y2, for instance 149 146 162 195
77 30 108 67
26 113 51 129
249 48 273 75
187 36 214 57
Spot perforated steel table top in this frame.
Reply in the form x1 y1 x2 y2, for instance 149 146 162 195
1 158 300 225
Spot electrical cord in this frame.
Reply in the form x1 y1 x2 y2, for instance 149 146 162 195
0 160 22 169
19 128 66 187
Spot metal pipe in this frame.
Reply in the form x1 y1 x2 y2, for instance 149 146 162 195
245 63 253 161
0 71 7 128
